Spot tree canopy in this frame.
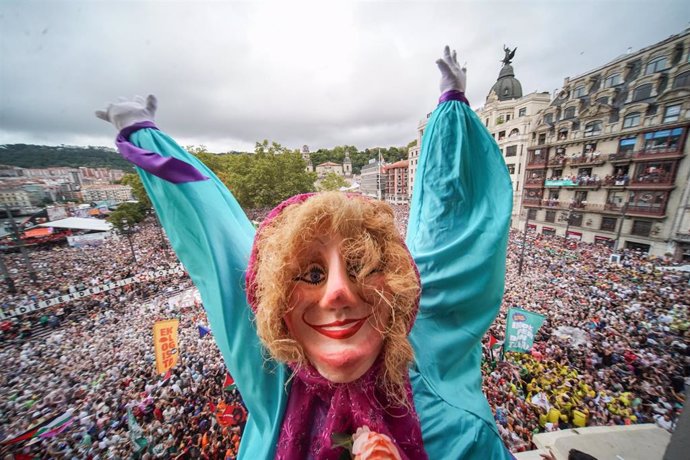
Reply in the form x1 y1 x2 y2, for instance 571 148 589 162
193 141 317 209
318 172 349 191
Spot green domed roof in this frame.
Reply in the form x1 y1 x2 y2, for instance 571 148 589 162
489 64 523 101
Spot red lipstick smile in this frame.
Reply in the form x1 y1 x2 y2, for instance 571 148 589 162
303 315 371 340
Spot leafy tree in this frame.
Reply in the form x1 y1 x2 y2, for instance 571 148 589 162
189 140 316 209
319 172 349 191
108 202 147 231
120 173 151 209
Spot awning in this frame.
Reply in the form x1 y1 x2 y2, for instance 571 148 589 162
39 217 112 232
22 228 53 239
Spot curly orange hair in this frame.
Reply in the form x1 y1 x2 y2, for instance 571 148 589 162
249 192 420 405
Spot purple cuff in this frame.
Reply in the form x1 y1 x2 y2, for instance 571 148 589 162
438 90 470 106
115 122 208 184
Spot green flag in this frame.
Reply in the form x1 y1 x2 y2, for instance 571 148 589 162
127 407 148 452
504 307 546 353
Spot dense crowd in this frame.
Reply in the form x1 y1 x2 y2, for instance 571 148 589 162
484 229 689 451
0 205 688 457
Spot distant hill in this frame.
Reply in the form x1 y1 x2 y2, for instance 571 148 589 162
0 144 135 171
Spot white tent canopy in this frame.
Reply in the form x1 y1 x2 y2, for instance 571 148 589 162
39 217 113 232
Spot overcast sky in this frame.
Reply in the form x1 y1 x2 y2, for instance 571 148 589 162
1 1 688 153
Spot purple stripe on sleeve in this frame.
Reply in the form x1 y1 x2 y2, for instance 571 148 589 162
115 122 208 184
438 90 470 106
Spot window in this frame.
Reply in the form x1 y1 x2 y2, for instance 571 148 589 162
553 169 563 178
631 220 652 237
519 107 527 117
618 137 637 153
498 131 506 141
574 85 586 98
604 73 622 88
644 128 683 151
506 114 511 121
563 106 576 120
632 84 652 102
544 113 553 124
663 104 681 123
623 112 641 128
538 133 546 144
545 210 556 223
497 115 505 124
674 71 690 90
569 213 584 227
584 121 602 137
506 145 518 157
558 130 568 141
596 96 609 105
509 128 520 137
527 209 537 219
601 217 617 232
506 164 515 174
645 56 668 75
485 118 489 127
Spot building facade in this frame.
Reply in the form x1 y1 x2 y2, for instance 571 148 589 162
360 160 385 199
520 28 690 259
80 184 134 203
477 91 551 228
383 160 409 204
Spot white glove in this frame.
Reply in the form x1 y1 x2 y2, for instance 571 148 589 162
436 46 467 94
95 95 157 132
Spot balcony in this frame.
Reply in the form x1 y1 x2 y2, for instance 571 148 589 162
626 205 666 217
525 177 545 188
603 177 629 188
628 176 675 190
522 198 543 207
675 232 690 243
526 159 547 169
633 146 685 161
604 203 667 217
548 157 567 167
568 155 606 167
607 152 633 164
542 200 605 212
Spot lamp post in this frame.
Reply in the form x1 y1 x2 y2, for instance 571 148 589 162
613 201 630 253
560 209 582 247
147 209 167 250
517 210 530 276
0 244 16 294
120 218 137 263
4 205 37 283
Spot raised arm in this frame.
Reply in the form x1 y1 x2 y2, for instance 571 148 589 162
406 48 512 414
95 96 286 452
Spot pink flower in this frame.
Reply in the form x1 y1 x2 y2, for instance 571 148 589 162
351 426 402 460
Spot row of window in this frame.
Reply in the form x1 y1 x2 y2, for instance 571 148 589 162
570 57 690 99
485 107 529 127
529 210 657 237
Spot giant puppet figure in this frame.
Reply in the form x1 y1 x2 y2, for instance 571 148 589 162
96 47 513 459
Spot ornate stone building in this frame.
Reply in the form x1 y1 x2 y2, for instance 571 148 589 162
521 28 690 259
477 46 551 228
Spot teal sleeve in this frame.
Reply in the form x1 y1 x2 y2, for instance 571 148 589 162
406 101 512 438
128 129 287 458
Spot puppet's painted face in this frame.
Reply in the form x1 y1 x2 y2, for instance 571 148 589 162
284 234 389 383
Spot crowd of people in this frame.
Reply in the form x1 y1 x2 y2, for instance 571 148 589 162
0 204 688 457
484 229 688 451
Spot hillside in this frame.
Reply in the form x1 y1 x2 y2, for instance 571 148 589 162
0 144 135 171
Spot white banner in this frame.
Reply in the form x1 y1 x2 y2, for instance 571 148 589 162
0 266 185 319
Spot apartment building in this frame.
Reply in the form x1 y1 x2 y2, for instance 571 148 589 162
521 29 690 259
